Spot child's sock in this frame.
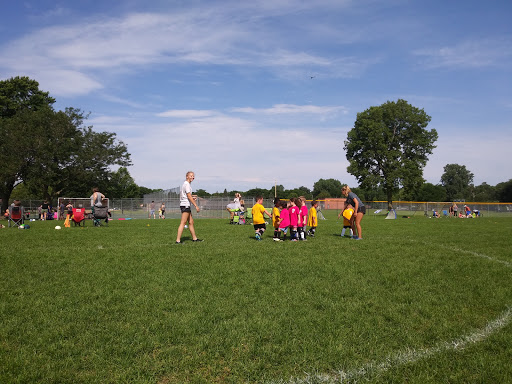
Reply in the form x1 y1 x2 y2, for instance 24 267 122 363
341 228 346 236
273 229 278 238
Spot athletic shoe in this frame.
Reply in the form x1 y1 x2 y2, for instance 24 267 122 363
291 239 298 242
354 237 363 240
175 241 183 245
255 233 261 240
192 238 204 242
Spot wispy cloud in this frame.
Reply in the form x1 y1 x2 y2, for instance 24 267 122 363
156 110 218 119
232 104 347 116
0 3 372 97
413 37 512 69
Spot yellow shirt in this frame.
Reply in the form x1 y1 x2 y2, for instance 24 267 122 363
308 206 317 227
272 206 280 228
252 203 266 225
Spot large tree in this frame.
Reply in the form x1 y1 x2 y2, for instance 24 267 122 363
0 77 131 213
344 99 438 209
0 77 56 213
440 164 474 201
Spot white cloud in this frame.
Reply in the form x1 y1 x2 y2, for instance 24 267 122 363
156 110 218 119
413 38 512 69
232 104 347 116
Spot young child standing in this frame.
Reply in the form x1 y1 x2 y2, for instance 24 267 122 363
276 201 290 241
307 200 318 237
272 197 281 241
298 196 308 241
339 204 354 238
289 198 300 241
252 196 272 241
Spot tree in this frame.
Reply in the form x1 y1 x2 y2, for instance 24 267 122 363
414 183 447 202
106 167 140 198
344 99 438 209
312 178 342 198
0 77 131 212
0 76 56 214
495 179 512 202
21 108 131 200
440 164 474 201
472 182 496 202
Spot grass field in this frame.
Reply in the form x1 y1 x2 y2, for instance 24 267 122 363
1 213 511 383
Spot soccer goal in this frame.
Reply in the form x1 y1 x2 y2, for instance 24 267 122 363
385 209 397 219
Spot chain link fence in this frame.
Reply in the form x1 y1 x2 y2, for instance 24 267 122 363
4 198 511 221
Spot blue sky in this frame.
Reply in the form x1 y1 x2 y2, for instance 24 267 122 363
1 0 511 193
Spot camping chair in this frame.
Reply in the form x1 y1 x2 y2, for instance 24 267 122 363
92 206 109 227
72 208 86 227
8 206 24 227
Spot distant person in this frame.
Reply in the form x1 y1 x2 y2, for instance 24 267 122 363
272 197 281 241
288 198 299 241
340 185 365 240
175 171 202 244
226 193 242 224
307 200 319 237
298 196 308 241
340 203 354 237
252 195 271 241
159 203 166 219
149 201 156 219
40 200 50 220
90 187 105 208
277 200 290 241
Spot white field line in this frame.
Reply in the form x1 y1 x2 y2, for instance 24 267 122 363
446 246 512 268
270 307 512 384
269 245 512 384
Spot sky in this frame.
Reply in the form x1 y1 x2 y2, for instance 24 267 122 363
1 0 511 193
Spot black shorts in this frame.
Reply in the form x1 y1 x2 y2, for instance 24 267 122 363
180 206 191 213
358 206 366 214
254 223 266 231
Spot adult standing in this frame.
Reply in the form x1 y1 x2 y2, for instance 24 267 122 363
175 171 203 244
90 187 105 208
226 193 242 223
340 185 365 240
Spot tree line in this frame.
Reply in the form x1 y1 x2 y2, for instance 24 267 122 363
194 175 512 203
2 77 510 215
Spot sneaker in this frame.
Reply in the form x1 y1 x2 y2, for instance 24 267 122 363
291 239 298 242
352 236 360 240
175 241 183 245
255 233 261 240
192 238 204 242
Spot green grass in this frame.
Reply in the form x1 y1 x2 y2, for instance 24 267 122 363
1 213 511 383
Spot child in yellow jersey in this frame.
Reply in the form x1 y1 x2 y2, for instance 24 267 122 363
307 200 319 237
272 197 281 241
252 196 272 241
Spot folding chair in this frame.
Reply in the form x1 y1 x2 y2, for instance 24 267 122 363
72 208 86 227
92 206 109 227
8 206 24 227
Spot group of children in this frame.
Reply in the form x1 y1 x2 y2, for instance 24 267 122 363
251 196 319 241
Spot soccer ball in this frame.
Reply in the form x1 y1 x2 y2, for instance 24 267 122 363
18 224 25 229
55 225 62 230
184 225 188 229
